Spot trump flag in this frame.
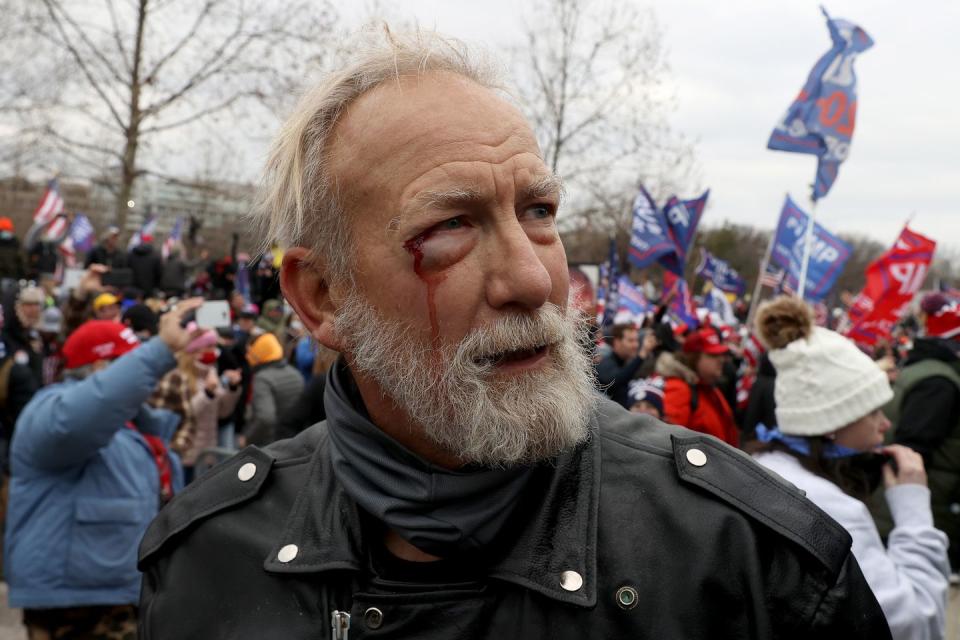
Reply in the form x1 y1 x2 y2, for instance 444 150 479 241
695 248 747 296
628 186 680 274
768 8 873 200
846 227 936 345
615 276 653 324
662 189 709 264
663 271 699 329
769 195 852 302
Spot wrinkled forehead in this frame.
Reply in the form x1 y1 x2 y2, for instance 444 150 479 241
326 72 545 207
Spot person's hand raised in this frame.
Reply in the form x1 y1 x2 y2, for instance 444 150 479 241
158 298 205 353
76 264 108 299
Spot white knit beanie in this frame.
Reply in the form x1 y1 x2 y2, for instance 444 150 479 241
757 297 893 437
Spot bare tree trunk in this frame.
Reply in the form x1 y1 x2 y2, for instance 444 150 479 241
117 0 148 230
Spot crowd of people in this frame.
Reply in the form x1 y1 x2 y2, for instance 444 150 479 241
0 228 339 636
595 292 959 638
0 26 954 640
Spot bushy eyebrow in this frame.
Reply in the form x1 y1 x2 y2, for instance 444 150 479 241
389 173 564 230
520 173 564 203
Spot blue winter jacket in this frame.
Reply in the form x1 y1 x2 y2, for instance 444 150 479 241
4 337 184 608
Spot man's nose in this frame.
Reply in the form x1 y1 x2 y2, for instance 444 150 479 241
484 222 553 311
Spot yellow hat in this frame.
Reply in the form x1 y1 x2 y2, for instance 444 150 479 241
247 332 283 367
93 292 120 311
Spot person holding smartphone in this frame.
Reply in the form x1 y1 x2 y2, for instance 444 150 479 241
752 296 949 640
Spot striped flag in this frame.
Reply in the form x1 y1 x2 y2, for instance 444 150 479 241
162 217 184 260
43 214 69 242
128 214 158 250
33 179 64 226
759 265 785 289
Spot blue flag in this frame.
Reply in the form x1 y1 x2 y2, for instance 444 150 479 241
663 271 699 329
768 8 873 200
663 189 709 263
769 195 852 301
695 248 747 296
628 186 681 274
68 214 95 253
616 276 653 322
597 238 620 329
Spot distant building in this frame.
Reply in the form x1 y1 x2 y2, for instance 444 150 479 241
0 175 256 256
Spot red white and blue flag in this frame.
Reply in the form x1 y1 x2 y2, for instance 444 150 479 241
128 214 158 250
162 217 184 260
58 214 95 267
663 271 699 329
768 8 873 200
33 179 64 226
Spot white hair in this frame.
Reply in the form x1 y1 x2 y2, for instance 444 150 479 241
335 290 598 467
252 27 500 283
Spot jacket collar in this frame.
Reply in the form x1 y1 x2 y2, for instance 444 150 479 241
263 416 600 608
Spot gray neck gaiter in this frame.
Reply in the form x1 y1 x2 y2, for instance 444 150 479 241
324 362 535 557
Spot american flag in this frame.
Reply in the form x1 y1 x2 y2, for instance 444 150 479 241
162 217 184 260
43 214 69 242
33 179 64 226
128 214 158 250
759 265 785 289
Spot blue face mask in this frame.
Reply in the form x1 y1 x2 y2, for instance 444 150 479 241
755 424 862 459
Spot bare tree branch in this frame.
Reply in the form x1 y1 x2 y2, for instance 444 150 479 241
142 0 219 84
104 0 133 76
39 0 127 129
139 92 246 134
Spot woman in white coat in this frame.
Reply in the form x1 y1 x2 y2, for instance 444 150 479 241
752 296 949 640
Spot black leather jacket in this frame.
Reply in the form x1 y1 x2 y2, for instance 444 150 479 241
139 398 890 639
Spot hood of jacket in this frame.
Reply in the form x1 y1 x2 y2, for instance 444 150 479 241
905 337 959 367
655 350 698 385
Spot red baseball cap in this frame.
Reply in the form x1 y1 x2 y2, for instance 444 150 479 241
927 303 960 340
63 320 142 369
682 327 730 355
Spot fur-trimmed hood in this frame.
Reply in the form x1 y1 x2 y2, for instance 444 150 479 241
654 351 699 385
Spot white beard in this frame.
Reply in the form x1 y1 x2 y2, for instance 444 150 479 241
335 291 597 467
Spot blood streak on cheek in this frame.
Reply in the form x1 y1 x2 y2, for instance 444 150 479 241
402 231 448 344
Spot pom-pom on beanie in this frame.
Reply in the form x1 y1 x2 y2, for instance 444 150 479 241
756 296 892 437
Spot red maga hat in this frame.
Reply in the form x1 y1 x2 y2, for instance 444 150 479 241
63 320 141 369
682 326 729 355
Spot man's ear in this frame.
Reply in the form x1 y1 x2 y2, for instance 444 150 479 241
280 247 345 352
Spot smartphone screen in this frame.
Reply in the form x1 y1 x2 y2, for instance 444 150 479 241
195 300 231 329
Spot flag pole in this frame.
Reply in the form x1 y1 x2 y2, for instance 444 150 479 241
746 206 779 327
797 195 818 300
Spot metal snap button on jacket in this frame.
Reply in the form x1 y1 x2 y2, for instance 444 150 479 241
277 544 298 563
560 570 583 592
686 448 707 467
364 607 384 629
237 462 257 482
616 585 639 610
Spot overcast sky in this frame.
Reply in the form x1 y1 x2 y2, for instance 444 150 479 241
348 0 959 252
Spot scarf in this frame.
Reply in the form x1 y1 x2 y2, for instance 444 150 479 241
325 362 535 557
126 423 174 504
755 423 861 459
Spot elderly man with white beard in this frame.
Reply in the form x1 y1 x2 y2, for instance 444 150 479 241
138 30 891 639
